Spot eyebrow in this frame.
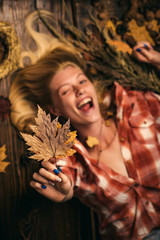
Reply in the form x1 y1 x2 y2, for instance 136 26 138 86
57 72 85 92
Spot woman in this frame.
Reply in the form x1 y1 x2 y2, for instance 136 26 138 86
9 41 160 240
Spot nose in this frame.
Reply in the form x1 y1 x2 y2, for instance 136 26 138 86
74 85 84 96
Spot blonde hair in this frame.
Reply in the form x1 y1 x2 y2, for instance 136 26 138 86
9 11 87 132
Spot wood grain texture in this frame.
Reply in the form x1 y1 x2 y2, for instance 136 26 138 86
0 0 101 239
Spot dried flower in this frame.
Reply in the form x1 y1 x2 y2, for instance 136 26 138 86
0 96 11 121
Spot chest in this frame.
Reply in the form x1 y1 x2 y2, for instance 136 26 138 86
88 134 129 177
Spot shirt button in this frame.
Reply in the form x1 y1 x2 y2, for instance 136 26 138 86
134 183 140 188
145 201 149 205
127 160 131 164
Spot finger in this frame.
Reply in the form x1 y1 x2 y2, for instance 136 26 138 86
138 48 154 62
41 161 63 181
133 41 153 51
143 42 153 50
33 172 49 184
48 157 57 164
132 50 149 63
30 180 68 202
39 167 62 182
42 159 57 171
52 166 72 187
30 180 47 190
41 160 69 184
32 172 55 188
57 169 69 184
133 46 155 63
41 160 63 177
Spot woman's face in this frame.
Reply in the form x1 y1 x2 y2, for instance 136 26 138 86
49 65 102 127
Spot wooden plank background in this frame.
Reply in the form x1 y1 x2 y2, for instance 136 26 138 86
0 1 103 239
0 0 150 239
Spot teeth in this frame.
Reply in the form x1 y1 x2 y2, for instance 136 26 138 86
78 97 92 108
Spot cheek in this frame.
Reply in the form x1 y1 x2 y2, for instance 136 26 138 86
90 86 98 100
51 95 59 108
88 84 97 94
56 96 74 115
51 94 65 114
60 97 74 111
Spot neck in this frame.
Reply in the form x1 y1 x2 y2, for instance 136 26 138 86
73 118 104 144
75 118 116 153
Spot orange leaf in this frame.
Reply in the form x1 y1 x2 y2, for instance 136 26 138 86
86 136 99 148
0 145 9 172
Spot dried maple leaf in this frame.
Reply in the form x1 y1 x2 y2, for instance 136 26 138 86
21 106 77 161
0 145 10 172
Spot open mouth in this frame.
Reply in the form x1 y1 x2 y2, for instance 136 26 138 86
77 97 94 112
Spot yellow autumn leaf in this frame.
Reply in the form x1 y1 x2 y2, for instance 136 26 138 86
56 148 76 159
107 40 132 54
128 19 155 46
105 19 116 33
57 122 62 129
104 18 159 53
65 131 77 145
86 136 99 148
0 145 10 172
103 20 121 41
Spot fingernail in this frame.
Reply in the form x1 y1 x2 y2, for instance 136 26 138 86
144 44 148 48
136 48 141 52
57 166 62 172
49 181 55 187
53 169 59 175
56 177 61 182
41 184 47 189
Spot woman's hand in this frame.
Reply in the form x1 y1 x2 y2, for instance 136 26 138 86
132 41 160 70
30 158 73 202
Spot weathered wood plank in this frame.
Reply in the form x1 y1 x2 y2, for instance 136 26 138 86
0 0 99 239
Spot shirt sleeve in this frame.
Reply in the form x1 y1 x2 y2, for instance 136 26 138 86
145 91 160 118
145 91 160 146
55 153 84 192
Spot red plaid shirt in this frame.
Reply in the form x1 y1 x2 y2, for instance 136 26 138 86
57 82 160 240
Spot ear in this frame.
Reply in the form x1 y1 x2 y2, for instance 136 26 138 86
47 105 61 117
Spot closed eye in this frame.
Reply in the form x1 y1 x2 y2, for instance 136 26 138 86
79 79 87 84
62 89 71 95
59 86 72 96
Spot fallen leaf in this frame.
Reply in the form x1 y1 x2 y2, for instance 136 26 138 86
0 145 10 172
128 19 155 46
86 136 99 148
21 105 77 161
107 40 132 54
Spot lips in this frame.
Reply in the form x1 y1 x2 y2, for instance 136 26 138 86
77 97 93 112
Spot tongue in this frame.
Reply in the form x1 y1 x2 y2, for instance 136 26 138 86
80 103 90 112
